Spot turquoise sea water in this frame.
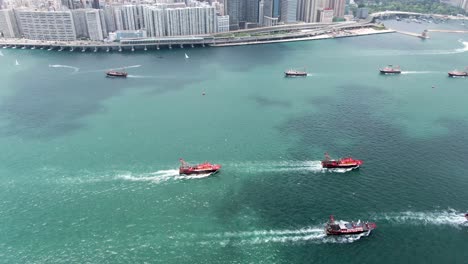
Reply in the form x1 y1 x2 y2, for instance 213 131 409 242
1 21 468 263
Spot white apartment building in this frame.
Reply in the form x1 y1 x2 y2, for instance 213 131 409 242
319 8 333 23
15 9 76 41
0 9 19 38
85 9 104 40
165 6 216 36
216 15 229 33
142 6 165 37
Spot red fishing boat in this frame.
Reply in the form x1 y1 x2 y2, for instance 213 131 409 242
325 215 377 236
106 70 128 78
179 159 221 175
380 65 401 74
321 153 363 169
448 68 468 77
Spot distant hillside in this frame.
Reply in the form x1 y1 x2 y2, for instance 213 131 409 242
363 0 466 15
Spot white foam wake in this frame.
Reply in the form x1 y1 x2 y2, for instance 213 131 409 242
126 75 156 79
49 64 80 73
401 71 441 75
232 160 325 173
375 210 467 227
201 224 369 245
116 169 214 183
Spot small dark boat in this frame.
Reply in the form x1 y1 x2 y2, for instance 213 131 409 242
465 213 468 221
285 69 308 77
106 70 128 78
179 159 221 175
448 69 468 77
380 65 401 74
325 215 377 236
321 153 363 169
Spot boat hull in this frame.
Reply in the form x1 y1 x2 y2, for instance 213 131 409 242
322 163 360 169
285 73 307 77
179 168 220 175
106 73 127 78
326 228 373 236
448 72 468 77
380 70 401 74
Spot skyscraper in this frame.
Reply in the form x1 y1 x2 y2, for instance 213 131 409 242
329 0 345 18
280 0 297 23
0 9 19 38
226 0 245 28
142 6 165 37
85 9 105 40
92 0 99 9
246 0 259 23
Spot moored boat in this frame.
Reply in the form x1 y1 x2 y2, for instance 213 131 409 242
285 69 308 77
179 159 221 175
325 215 377 236
448 68 468 77
321 153 362 169
380 65 401 74
106 70 128 78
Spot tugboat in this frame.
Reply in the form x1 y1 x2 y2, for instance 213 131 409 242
179 159 221 175
325 215 377 236
448 68 468 77
285 69 308 77
321 153 363 169
379 65 402 74
106 69 128 78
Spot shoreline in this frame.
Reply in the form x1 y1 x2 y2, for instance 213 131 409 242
0 26 393 51
210 28 395 47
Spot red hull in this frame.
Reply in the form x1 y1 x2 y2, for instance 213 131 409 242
325 215 376 236
179 159 221 175
321 156 363 169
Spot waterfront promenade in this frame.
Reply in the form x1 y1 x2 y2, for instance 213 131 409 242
0 22 385 52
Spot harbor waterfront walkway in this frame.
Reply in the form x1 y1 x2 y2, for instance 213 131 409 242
0 22 388 52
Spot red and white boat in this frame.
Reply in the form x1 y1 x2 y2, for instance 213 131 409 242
179 159 221 175
321 153 363 169
325 215 377 236
379 65 401 74
106 70 128 78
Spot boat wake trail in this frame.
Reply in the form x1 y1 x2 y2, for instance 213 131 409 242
126 75 157 79
116 169 213 183
232 160 325 173
48 64 80 73
199 225 369 245
122 64 142 69
401 71 442 75
375 210 467 227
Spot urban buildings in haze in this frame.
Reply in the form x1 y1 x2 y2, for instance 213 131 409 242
0 0 348 42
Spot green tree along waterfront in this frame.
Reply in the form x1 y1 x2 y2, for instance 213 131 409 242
364 0 466 15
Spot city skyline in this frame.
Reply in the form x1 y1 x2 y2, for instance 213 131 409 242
0 0 348 42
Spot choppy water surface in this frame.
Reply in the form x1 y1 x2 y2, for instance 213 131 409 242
0 20 468 263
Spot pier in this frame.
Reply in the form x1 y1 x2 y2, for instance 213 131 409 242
427 29 468 33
